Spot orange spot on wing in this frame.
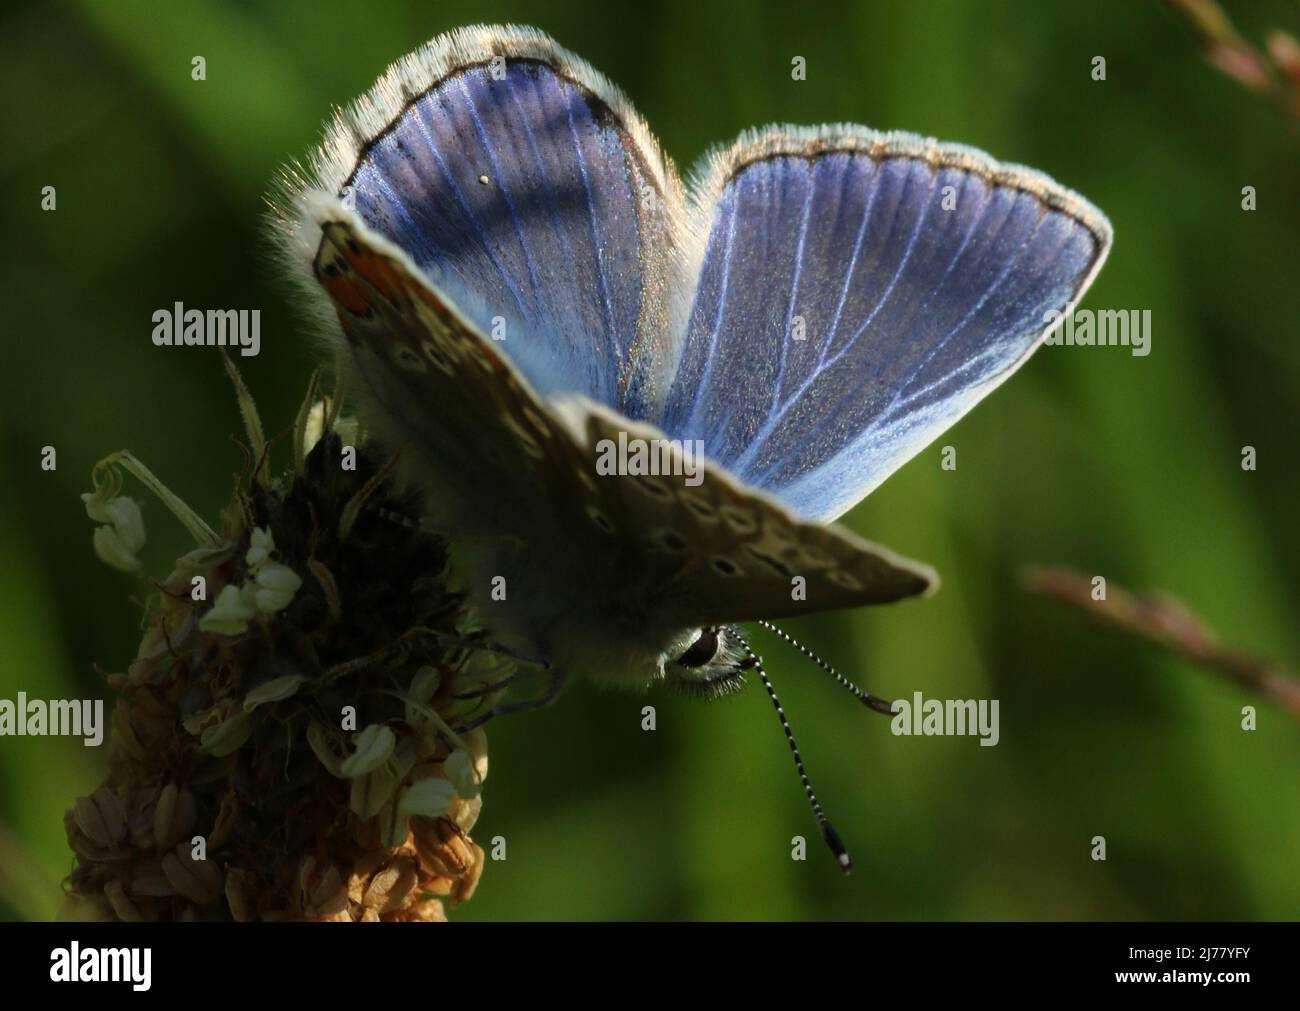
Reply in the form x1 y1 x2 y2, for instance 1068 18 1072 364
343 246 404 302
323 274 371 315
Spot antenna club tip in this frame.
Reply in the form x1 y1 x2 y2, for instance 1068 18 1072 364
821 822 853 874
864 696 899 716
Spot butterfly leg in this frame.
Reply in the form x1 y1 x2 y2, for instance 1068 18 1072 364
454 668 571 732
451 667 547 701
426 633 550 669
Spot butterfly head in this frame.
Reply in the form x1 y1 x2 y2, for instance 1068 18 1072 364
663 624 754 700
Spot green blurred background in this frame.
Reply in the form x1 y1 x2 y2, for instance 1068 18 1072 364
2 0 1298 921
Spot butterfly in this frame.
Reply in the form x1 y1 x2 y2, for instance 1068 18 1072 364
272 24 1111 870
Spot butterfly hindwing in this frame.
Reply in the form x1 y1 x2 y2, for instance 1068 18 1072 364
554 400 936 627
313 212 934 627
313 212 600 538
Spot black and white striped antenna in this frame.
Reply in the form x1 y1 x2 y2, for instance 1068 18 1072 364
738 638 853 875
757 619 897 716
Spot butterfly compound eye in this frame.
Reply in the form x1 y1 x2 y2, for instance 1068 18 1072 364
676 628 720 669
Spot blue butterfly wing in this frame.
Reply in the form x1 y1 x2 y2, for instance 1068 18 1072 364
656 128 1112 522
331 28 684 411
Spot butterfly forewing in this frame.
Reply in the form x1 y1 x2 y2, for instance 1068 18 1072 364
658 128 1112 522
304 25 689 418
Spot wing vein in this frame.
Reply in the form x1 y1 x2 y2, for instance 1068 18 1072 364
455 75 545 303
734 164 938 477
411 97 534 321
563 95 621 375
682 203 739 435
